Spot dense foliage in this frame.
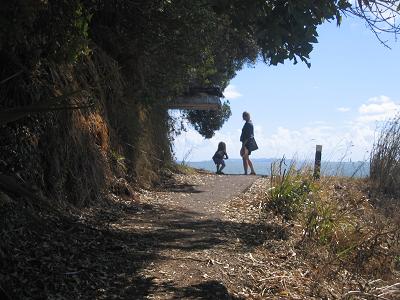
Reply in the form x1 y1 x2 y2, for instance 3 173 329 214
1 1 398 136
0 1 90 68
186 101 232 138
0 0 348 136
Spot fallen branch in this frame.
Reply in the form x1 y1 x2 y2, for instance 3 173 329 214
0 90 92 126
0 70 23 85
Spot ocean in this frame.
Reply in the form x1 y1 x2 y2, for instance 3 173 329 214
184 158 370 177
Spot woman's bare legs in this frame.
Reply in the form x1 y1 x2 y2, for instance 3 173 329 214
243 155 255 174
247 158 255 174
241 147 256 175
241 147 248 174
242 156 248 174
241 147 255 174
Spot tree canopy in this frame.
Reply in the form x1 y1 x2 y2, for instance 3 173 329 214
1 1 399 137
186 101 232 138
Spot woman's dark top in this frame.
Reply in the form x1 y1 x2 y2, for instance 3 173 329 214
240 121 258 154
240 121 254 143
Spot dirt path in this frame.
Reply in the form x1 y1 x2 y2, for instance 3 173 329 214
4 172 308 300
118 173 266 299
153 174 259 218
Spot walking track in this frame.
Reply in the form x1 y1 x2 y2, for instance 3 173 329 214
121 173 262 299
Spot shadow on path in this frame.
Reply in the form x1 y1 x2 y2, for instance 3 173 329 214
3 177 278 299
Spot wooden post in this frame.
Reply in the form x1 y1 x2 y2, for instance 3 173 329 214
314 145 322 179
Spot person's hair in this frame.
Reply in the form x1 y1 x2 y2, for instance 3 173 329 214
217 141 226 152
242 111 250 121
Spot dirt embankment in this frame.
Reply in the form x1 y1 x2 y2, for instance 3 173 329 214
0 49 172 208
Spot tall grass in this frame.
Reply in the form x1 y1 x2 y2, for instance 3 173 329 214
370 114 400 196
263 157 399 280
266 158 315 220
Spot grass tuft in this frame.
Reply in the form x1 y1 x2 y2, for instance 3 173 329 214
370 114 400 196
265 158 315 221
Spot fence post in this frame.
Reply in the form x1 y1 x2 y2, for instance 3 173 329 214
314 145 322 179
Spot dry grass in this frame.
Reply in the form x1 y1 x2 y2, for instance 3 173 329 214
301 177 398 279
370 114 400 196
261 160 399 297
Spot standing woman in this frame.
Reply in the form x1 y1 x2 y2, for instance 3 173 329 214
240 111 258 175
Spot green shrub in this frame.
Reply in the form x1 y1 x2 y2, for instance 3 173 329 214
265 159 315 220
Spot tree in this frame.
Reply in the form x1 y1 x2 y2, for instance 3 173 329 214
186 101 232 138
349 0 400 48
1 0 399 136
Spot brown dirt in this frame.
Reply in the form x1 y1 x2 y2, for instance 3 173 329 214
1 173 266 300
126 173 263 299
108 173 312 299
2 173 398 299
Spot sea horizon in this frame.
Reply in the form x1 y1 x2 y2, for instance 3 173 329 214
181 158 370 177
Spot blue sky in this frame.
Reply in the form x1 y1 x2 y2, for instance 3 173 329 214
174 13 400 162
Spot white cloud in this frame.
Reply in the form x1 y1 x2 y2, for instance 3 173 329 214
223 85 242 99
367 95 391 104
307 121 327 126
172 128 242 162
357 95 399 123
172 95 398 162
337 107 351 112
255 123 373 162
174 124 363 162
